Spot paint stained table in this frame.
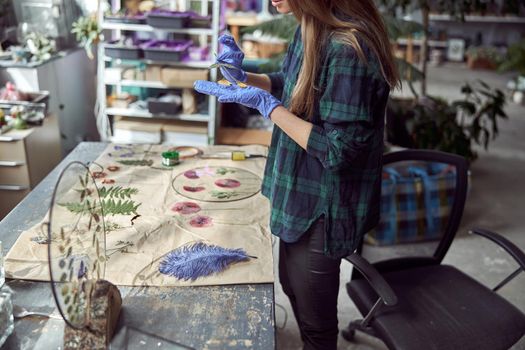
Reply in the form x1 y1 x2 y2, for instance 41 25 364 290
0 142 275 350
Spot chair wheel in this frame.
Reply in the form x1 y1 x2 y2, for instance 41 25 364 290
341 328 356 341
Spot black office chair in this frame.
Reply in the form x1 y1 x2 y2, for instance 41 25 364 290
342 149 525 350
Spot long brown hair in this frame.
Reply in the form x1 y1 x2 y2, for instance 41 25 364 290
287 0 399 119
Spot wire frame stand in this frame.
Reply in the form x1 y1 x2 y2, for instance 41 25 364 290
46 161 121 349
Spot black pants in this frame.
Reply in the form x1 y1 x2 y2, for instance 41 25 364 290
279 219 342 350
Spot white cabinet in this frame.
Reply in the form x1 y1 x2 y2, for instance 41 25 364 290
0 115 61 219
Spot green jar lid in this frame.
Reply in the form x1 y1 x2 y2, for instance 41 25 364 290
162 151 180 160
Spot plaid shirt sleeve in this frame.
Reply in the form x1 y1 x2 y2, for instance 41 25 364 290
306 43 385 171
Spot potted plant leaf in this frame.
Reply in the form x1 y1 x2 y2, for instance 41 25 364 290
499 39 525 105
71 15 102 60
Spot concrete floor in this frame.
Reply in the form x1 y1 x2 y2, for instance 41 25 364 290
273 64 525 350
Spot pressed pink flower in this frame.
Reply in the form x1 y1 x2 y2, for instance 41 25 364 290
215 179 241 188
184 170 199 179
196 165 215 177
92 171 107 179
102 178 115 185
189 215 213 228
107 165 120 172
171 202 201 215
183 186 206 192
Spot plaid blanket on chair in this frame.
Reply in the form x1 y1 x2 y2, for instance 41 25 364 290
366 162 457 246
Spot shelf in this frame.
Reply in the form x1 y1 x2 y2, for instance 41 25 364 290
101 22 214 35
104 56 213 69
396 38 448 48
105 79 170 89
106 107 210 122
429 14 525 23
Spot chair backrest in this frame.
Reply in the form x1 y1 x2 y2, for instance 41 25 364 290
357 149 469 273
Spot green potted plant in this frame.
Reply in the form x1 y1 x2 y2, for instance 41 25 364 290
499 39 525 104
387 81 508 162
466 46 504 70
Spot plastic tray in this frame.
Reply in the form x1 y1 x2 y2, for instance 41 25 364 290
146 11 190 29
105 40 145 60
104 15 146 24
142 40 192 62
189 12 211 28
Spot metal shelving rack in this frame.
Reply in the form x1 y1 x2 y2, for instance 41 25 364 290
96 0 221 144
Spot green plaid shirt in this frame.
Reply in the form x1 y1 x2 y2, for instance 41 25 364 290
262 27 390 258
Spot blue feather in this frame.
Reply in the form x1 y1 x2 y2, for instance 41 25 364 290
158 242 252 281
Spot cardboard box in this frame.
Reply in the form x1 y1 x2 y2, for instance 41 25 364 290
162 120 208 146
112 116 163 144
217 127 272 146
145 65 162 81
122 67 145 81
161 68 208 88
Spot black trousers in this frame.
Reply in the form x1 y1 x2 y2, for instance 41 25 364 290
279 219 342 350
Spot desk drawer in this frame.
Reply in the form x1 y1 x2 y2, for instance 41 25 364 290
0 162 30 186
0 138 26 160
0 186 30 219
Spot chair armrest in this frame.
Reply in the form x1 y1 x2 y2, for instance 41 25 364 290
470 228 525 270
346 254 398 306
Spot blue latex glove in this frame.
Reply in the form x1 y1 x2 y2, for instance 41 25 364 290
194 80 281 119
216 34 247 83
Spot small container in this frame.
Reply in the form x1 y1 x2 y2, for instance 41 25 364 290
0 288 14 347
147 94 182 115
162 151 180 166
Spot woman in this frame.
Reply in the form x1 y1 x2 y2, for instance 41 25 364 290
195 0 399 348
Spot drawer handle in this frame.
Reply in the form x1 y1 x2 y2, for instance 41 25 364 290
0 161 25 167
0 185 29 191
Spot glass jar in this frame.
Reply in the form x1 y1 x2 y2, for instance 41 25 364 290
0 288 14 347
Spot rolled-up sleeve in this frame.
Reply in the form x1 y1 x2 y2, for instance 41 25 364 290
267 71 285 99
306 44 385 171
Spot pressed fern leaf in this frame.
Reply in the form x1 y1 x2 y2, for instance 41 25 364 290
97 186 138 199
59 202 92 214
211 190 241 199
117 159 154 166
59 199 140 216
101 199 141 216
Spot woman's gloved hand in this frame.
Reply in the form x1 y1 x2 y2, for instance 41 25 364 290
216 34 247 84
194 80 281 119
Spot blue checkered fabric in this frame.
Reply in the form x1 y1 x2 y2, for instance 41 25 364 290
366 162 457 246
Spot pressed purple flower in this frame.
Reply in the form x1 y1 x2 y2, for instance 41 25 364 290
172 202 201 215
184 170 200 179
215 179 241 188
183 186 206 192
189 215 213 228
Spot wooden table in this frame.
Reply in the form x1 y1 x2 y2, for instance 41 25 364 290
0 142 275 350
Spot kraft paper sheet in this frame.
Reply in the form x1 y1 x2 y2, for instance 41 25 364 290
5 144 274 287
